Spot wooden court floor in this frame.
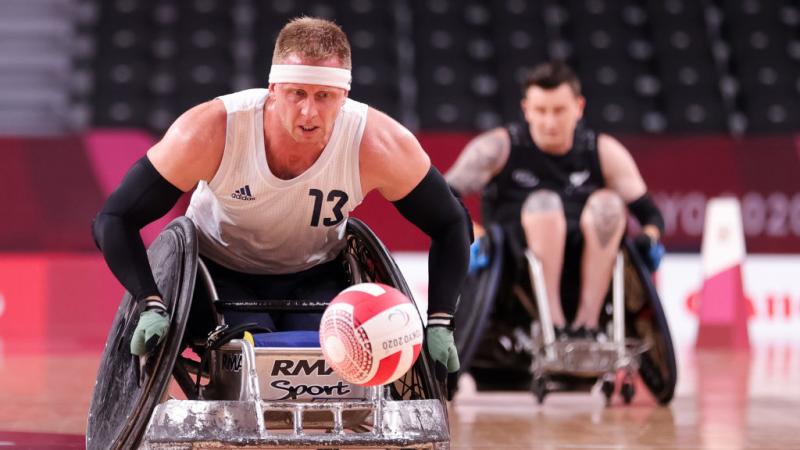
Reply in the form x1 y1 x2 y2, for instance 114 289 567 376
1 345 799 449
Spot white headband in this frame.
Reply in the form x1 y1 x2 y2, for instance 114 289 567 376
268 64 352 91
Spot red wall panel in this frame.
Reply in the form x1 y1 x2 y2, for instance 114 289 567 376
0 131 797 253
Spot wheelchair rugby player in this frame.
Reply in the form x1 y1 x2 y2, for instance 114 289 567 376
447 62 676 405
87 17 470 450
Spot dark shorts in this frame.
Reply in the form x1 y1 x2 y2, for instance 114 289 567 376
500 220 584 322
202 257 349 332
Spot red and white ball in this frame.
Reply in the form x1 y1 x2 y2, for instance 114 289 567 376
320 283 423 386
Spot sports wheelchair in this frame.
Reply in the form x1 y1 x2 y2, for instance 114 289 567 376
86 217 450 450
454 224 676 405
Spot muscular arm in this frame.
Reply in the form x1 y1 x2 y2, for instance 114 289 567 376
597 133 661 240
444 128 510 196
92 101 226 301
147 100 226 190
360 109 470 316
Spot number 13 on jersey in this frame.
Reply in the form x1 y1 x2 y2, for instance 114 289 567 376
308 189 349 227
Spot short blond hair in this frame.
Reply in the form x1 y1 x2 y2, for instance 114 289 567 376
272 17 352 70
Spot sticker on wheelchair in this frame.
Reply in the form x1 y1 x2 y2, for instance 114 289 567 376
212 346 368 401
221 352 242 372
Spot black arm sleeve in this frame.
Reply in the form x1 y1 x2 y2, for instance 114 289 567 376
91 156 184 302
393 166 471 316
448 185 475 244
627 193 665 236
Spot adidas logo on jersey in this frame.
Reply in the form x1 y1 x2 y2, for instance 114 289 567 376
231 185 256 201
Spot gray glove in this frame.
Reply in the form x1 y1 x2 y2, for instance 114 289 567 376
130 299 170 356
426 314 460 372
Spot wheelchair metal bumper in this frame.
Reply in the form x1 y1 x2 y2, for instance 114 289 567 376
534 339 649 376
139 339 449 449
142 398 448 449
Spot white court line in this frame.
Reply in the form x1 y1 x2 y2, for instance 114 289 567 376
0 442 15 447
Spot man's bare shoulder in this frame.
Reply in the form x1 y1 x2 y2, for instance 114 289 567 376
147 99 227 191
596 133 630 158
596 132 646 201
167 100 227 153
359 107 428 169
476 126 511 145
444 126 510 195
359 107 430 200
471 126 511 161
360 108 417 157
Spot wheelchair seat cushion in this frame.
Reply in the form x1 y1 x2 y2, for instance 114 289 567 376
252 331 320 348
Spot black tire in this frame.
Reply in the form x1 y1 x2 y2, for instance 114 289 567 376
622 238 678 405
345 218 448 409
601 377 615 406
532 375 547 404
454 224 505 371
86 218 198 450
621 381 635 405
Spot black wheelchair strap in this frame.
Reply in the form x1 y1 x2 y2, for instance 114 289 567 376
195 323 272 396
215 299 329 313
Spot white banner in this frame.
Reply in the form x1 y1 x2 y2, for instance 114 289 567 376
394 253 800 347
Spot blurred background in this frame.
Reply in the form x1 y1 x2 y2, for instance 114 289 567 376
8 0 800 134
0 1 798 443
1 0 798 351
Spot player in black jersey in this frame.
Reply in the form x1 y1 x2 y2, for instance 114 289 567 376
446 62 664 338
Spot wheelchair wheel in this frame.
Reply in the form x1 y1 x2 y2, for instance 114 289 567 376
345 218 448 408
452 224 678 405
622 238 678 405
454 224 506 372
532 374 548 404
86 218 198 450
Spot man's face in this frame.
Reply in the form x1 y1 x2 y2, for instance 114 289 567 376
269 54 348 146
520 83 585 153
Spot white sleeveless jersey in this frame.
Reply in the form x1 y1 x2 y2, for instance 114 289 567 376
186 88 367 274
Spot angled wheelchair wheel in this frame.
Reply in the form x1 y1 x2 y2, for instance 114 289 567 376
456 224 537 392
622 237 678 405
345 218 447 407
454 224 506 372
86 217 198 450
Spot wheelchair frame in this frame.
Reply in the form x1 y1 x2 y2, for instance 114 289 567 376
526 250 649 404
87 217 450 450
454 223 676 406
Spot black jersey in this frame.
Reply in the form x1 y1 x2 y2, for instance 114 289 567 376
481 122 605 229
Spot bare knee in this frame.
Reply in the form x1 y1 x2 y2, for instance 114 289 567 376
580 189 625 246
520 190 564 220
520 190 566 245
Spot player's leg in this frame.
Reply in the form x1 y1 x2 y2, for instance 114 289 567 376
266 259 349 331
520 190 568 328
572 189 625 331
202 257 278 330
